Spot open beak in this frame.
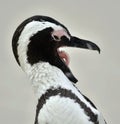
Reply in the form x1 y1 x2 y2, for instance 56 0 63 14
56 36 100 84
63 36 100 53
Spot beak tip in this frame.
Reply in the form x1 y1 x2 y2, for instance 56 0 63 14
97 48 101 54
97 46 101 54
99 50 101 54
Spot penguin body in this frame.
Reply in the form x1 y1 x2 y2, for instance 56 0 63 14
12 15 106 124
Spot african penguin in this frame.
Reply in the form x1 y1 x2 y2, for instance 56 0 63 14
12 15 107 124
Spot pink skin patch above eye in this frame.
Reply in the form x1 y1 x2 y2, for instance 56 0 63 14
58 50 70 66
52 29 70 41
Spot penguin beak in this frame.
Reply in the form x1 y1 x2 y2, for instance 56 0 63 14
61 36 100 53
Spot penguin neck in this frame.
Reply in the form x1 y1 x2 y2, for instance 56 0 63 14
24 62 71 98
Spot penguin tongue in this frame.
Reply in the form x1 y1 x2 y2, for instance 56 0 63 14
58 50 70 66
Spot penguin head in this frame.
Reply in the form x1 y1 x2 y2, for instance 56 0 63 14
12 15 100 83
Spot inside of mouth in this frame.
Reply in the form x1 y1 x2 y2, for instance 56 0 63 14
57 48 70 66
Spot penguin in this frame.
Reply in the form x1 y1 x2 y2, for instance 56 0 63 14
12 15 107 124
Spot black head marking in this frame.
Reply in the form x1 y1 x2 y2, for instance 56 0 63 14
27 27 54 65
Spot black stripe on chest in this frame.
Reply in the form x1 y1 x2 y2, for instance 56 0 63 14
34 87 99 124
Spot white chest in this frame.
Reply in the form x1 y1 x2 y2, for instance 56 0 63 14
25 62 106 124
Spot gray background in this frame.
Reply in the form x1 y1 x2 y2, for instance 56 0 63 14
0 0 119 124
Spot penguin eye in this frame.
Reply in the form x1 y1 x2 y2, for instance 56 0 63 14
52 35 61 41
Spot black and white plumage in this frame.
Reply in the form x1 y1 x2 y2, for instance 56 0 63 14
12 15 106 124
